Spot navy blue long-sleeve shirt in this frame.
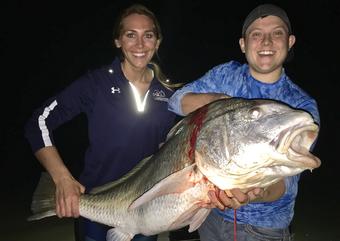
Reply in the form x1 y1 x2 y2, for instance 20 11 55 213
25 58 176 190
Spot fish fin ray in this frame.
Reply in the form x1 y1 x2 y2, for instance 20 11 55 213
188 208 211 232
165 117 187 140
106 228 134 241
27 210 56 221
129 164 198 210
27 172 56 220
168 204 201 231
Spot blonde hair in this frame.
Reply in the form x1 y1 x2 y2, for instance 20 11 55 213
113 4 182 90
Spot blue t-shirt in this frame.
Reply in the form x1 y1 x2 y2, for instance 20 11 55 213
168 60 319 229
25 58 176 190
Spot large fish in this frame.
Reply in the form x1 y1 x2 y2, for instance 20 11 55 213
28 98 321 241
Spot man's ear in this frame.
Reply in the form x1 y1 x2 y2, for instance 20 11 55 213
239 38 245 53
288 35 296 50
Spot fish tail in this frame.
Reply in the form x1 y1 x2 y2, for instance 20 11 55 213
27 172 56 221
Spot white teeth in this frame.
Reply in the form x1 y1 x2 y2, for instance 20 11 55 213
133 53 146 57
258 50 274 55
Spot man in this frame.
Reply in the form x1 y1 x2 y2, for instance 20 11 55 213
168 4 319 241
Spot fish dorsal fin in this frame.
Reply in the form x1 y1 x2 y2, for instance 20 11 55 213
165 102 211 141
188 208 211 232
106 228 133 241
90 156 153 194
165 117 187 141
129 164 199 210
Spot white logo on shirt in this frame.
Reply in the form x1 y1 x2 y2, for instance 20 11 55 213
111 86 121 94
153 89 168 102
153 89 165 98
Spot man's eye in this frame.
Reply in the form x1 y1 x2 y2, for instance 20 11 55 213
273 31 284 37
251 32 262 38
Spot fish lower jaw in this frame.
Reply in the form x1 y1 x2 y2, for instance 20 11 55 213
270 145 320 170
286 147 321 169
272 124 320 169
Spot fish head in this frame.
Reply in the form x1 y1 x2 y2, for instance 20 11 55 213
194 98 321 190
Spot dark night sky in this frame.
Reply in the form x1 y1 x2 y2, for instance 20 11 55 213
1 0 339 237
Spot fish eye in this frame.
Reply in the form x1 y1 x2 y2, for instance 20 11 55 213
249 107 261 119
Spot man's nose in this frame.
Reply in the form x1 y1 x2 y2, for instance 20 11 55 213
262 33 273 45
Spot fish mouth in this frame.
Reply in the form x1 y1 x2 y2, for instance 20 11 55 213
271 122 321 169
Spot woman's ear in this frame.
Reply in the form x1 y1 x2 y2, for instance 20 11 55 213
239 38 245 53
114 39 121 48
155 39 161 50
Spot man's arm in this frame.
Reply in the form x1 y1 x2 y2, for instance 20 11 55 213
181 93 230 115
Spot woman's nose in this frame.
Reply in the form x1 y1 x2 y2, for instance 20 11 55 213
136 36 144 47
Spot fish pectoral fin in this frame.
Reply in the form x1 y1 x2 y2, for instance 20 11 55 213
168 204 203 231
129 164 199 210
106 228 134 241
188 208 211 232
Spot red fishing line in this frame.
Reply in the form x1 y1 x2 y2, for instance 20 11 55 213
234 209 237 241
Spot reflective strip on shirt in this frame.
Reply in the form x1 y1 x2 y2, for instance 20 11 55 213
38 100 57 146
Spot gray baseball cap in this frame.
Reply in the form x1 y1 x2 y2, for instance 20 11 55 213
242 4 292 36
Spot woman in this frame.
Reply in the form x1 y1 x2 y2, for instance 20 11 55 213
25 4 178 241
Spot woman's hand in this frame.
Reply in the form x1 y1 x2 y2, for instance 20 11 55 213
55 176 85 218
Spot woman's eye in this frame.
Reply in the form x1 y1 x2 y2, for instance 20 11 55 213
126 33 135 38
145 33 155 39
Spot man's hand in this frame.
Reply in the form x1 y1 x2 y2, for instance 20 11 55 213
206 187 264 210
